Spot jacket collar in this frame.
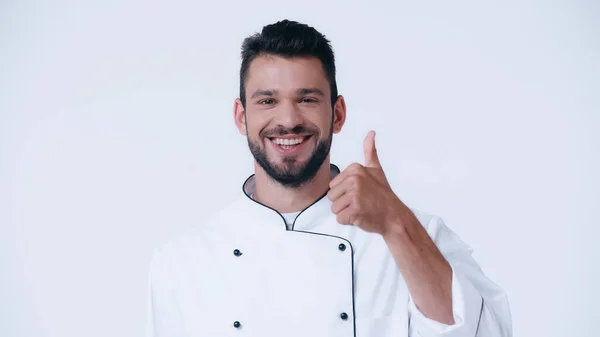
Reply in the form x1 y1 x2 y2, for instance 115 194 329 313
241 164 341 231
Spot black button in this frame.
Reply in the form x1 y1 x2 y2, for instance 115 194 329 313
338 243 346 251
233 321 241 328
340 312 348 320
233 249 242 257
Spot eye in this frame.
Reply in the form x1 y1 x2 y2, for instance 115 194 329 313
300 97 318 103
259 99 275 105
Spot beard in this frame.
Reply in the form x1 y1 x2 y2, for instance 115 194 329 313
248 124 333 189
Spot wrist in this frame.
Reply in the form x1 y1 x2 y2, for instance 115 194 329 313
382 212 409 242
382 200 420 241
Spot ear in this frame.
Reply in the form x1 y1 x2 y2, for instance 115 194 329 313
332 95 347 134
233 98 247 136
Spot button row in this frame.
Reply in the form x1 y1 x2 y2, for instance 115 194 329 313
233 243 347 257
232 312 349 329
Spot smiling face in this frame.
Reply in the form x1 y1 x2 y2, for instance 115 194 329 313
234 54 346 188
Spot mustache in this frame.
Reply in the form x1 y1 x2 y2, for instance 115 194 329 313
261 125 318 138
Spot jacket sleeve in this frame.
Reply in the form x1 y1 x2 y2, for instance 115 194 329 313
145 249 158 337
145 269 156 337
144 247 185 337
408 214 513 337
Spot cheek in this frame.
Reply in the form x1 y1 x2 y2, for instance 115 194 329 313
317 114 334 136
305 109 332 131
245 118 268 138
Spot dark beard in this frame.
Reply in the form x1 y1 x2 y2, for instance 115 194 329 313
248 127 332 189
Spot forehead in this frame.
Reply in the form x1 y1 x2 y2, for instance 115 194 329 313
245 55 330 94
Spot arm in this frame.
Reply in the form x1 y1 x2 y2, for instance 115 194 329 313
144 248 185 337
402 213 513 337
145 273 156 337
328 131 512 336
145 249 159 337
382 205 455 325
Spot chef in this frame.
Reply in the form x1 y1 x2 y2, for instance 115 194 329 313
145 19 512 337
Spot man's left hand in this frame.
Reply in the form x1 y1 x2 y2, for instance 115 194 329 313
327 130 412 235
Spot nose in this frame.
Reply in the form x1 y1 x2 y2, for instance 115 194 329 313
275 100 304 129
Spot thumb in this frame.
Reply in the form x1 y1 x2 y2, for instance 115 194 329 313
363 130 381 168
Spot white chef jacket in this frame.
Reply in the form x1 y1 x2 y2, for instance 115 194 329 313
145 164 512 337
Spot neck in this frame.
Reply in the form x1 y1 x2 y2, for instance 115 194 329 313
253 160 332 214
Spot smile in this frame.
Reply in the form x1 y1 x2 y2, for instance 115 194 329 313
267 135 312 153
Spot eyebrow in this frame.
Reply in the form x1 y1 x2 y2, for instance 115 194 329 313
250 88 325 99
296 88 325 96
251 89 278 99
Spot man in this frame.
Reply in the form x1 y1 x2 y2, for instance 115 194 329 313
145 20 512 337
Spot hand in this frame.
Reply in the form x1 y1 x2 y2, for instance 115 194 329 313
327 131 409 235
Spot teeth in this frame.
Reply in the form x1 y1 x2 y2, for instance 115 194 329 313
272 137 305 146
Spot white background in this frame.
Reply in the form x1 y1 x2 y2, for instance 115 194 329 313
1 0 598 336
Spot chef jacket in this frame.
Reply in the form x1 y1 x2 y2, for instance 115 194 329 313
145 164 512 337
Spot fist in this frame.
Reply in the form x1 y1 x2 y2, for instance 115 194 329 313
327 131 406 235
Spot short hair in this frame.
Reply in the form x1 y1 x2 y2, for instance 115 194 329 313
239 19 338 108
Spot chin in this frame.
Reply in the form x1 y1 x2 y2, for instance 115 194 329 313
273 160 305 173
